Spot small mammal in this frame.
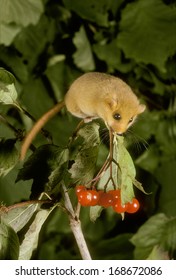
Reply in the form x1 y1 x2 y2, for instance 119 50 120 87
20 72 145 159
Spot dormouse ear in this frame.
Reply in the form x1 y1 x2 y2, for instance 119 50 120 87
138 104 146 114
106 97 118 110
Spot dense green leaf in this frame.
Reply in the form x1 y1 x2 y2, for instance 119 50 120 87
0 23 21 46
135 145 160 174
156 160 176 216
0 83 18 106
19 207 55 260
0 0 44 46
92 233 134 260
90 205 102 222
0 139 19 177
0 68 19 106
13 16 56 72
146 245 169 260
21 78 54 119
69 122 100 185
63 0 112 27
1 204 38 232
0 68 16 85
0 0 44 27
132 110 160 141
0 0 176 261
73 26 95 71
0 48 29 82
162 217 176 253
131 213 167 248
115 136 135 204
117 0 176 71
155 117 176 158
45 58 80 102
0 218 19 260
93 40 121 72
16 144 69 197
45 57 67 101
131 213 176 259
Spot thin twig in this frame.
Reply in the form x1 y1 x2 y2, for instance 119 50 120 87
62 183 92 260
0 199 53 214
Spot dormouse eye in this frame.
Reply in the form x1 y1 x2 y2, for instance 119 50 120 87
113 113 121 120
129 117 134 123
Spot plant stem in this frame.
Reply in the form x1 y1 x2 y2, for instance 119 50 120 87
62 184 92 260
0 199 53 213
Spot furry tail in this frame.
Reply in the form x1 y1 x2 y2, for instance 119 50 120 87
20 101 65 160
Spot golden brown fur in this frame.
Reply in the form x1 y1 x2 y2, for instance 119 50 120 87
65 72 145 134
20 72 145 160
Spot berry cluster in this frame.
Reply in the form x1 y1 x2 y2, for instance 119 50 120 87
75 185 140 214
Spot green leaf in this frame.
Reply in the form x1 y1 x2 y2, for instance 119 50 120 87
0 166 32 205
131 213 176 259
115 136 136 204
90 205 102 222
0 139 19 177
0 68 16 85
132 179 149 195
0 218 19 260
155 117 176 158
117 0 176 71
161 217 176 252
13 16 56 73
19 207 55 260
93 233 134 260
0 68 19 106
146 245 169 260
93 40 124 73
69 122 100 185
0 0 44 46
45 57 67 101
47 149 70 192
0 23 21 46
0 49 29 83
135 144 160 174
0 0 44 27
1 204 38 232
21 78 55 119
63 0 111 27
73 25 95 71
132 110 160 141
45 62 80 105
0 84 18 106
156 160 176 216
16 145 69 197
131 213 167 248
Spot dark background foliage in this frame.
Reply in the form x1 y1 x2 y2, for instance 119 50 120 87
0 0 176 260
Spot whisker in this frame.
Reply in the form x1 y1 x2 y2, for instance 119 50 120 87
99 127 110 145
126 129 149 153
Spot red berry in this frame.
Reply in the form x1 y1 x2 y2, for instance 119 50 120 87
98 191 114 208
77 190 99 206
108 189 120 202
75 185 86 195
111 190 128 213
113 201 128 213
126 198 140 213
